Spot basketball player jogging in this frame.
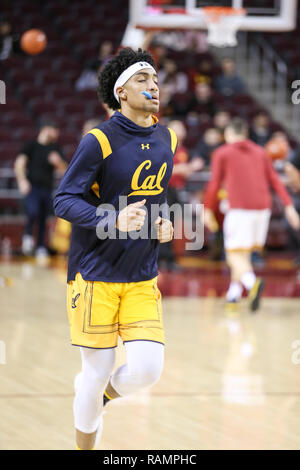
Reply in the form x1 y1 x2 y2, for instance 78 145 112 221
204 118 300 312
54 48 177 450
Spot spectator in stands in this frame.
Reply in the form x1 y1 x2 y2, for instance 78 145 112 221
158 58 188 96
86 40 114 71
158 85 174 118
0 19 19 60
249 111 272 147
186 83 216 121
159 119 203 268
152 43 168 70
188 58 214 88
142 32 168 70
98 40 114 66
192 127 223 167
285 147 300 192
82 118 102 137
75 41 114 92
215 57 245 96
213 110 231 137
14 120 67 260
182 31 208 54
81 105 115 135
285 147 300 265
75 62 102 92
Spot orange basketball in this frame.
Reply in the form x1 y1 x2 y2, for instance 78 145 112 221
265 136 290 161
20 29 47 55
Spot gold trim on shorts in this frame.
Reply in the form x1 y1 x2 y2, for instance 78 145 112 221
67 273 164 349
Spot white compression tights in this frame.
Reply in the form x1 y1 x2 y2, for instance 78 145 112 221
74 341 164 433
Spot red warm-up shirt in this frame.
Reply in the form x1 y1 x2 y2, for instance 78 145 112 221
204 140 291 210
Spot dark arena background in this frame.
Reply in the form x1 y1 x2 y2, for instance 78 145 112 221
1 0 300 451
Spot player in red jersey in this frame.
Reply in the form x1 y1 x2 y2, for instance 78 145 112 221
204 118 300 312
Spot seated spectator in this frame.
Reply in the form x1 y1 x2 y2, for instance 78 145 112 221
75 41 114 92
215 57 245 96
213 110 231 137
82 118 102 136
265 131 292 163
285 145 300 197
0 19 20 60
182 30 208 54
86 40 114 71
98 40 114 65
158 119 203 268
142 32 168 70
192 127 223 167
152 43 168 70
186 83 216 121
168 120 204 183
284 146 300 265
75 62 102 92
158 58 188 97
188 58 214 88
249 112 272 147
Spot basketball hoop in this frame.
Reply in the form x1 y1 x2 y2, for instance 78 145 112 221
203 7 246 48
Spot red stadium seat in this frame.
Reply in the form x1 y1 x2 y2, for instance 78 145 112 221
30 99 58 116
2 99 24 113
46 5 70 17
0 142 23 161
24 56 56 72
0 129 12 142
58 133 77 147
3 113 35 128
53 57 81 73
15 128 37 141
59 100 85 115
21 86 48 102
76 89 98 101
232 93 255 105
50 88 75 101
9 69 34 84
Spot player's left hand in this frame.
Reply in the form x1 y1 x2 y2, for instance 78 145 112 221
154 217 174 243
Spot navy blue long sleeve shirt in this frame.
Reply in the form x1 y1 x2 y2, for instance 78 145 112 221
54 111 177 282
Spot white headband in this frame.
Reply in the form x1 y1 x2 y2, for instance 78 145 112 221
113 61 156 103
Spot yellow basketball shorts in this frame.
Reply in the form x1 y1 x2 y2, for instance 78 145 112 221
67 272 164 349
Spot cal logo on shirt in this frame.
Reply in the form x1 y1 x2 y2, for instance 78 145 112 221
128 159 167 196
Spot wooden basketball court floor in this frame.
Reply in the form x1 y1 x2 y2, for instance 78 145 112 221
1 258 300 450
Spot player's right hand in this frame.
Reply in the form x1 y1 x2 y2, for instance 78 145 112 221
116 199 147 232
18 178 31 196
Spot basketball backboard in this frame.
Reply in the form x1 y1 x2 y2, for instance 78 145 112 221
128 0 298 31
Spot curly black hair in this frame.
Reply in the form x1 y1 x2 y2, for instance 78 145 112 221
97 47 156 110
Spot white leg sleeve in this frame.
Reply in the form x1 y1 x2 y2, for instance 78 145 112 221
111 341 164 396
74 347 116 433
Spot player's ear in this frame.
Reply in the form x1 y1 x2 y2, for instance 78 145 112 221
117 87 127 102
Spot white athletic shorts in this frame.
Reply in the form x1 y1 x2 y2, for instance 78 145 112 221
223 209 271 251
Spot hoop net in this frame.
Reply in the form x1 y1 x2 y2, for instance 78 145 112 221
203 7 246 48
